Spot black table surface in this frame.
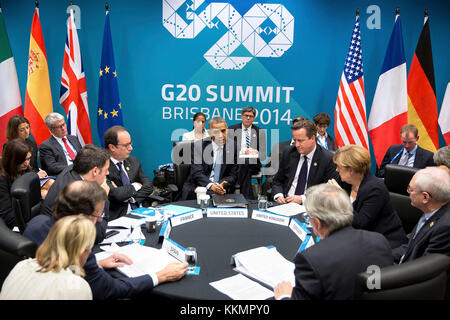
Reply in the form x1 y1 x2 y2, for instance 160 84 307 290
104 200 314 300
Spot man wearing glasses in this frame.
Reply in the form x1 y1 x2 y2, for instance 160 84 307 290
39 112 83 176
228 106 266 200
393 167 450 264
104 125 154 220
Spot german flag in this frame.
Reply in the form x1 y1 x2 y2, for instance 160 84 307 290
24 5 53 145
407 12 438 152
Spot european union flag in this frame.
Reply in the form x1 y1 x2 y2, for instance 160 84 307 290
97 11 123 147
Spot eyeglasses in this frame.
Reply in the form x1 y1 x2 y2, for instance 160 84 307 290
407 185 432 198
117 141 133 148
242 114 255 119
90 211 105 220
52 123 66 130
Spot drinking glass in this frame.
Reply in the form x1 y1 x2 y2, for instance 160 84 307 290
258 195 268 211
185 247 197 272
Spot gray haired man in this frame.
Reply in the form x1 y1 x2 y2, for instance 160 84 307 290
274 183 393 300
39 112 82 176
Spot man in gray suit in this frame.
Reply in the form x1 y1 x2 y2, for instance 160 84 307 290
104 126 153 220
39 112 82 176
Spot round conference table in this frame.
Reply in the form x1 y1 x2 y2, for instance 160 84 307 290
108 199 315 300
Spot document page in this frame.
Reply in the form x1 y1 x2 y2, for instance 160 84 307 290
267 202 306 217
233 246 295 288
210 274 274 300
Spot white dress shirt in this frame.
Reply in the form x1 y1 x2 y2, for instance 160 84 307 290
274 146 317 203
53 135 77 165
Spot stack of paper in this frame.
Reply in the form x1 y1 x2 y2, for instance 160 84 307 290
98 243 178 278
210 274 274 300
266 203 306 217
161 204 197 216
233 246 295 288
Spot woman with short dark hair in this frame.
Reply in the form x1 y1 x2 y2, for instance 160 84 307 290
313 112 336 151
182 112 209 141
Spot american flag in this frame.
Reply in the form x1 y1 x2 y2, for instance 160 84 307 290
334 15 369 149
59 7 93 145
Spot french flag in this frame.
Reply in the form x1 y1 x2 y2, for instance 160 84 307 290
368 14 408 167
438 82 450 145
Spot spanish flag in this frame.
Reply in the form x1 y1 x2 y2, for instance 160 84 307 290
24 6 53 145
407 13 438 152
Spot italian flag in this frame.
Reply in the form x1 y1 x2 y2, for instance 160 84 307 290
0 7 23 155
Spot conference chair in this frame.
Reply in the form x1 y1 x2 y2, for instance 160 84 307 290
384 164 419 196
172 141 193 200
389 192 423 235
0 218 37 288
11 172 42 234
383 164 421 235
354 253 450 300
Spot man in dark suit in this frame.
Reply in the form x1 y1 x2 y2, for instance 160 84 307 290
104 126 153 220
39 112 83 176
377 124 435 177
228 106 266 200
274 183 394 300
262 116 308 195
180 116 239 201
272 119 338 205
40 145 111 242
393 167 450 298
24 180 187 300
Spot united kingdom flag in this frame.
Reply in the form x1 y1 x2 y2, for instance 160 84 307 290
59 7 93 145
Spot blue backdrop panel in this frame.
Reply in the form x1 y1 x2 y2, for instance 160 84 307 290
3 0 449 174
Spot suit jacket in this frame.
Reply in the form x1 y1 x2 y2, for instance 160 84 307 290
343 173 407 248
106 156 153 220
392 202 450 263
39 135 82 176
377 144 435 177
180 138 239 200
0 174 14 229
271 144 338 197
290 226 394 300
317 134 336 152
23 214 154 300
227 123 266 199
40 166 109 243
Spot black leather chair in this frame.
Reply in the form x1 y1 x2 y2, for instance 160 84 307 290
389 192 423 235
354 253 450 300
0 218 37 288
384 164 419 195
11 172 42 234
172 141 193 200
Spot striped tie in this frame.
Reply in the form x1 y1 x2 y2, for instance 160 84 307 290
245 128 250 148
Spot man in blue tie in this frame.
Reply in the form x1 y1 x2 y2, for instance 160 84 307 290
104 126 153 220
272 119 338 205
377 124 435 177
180 117 239 200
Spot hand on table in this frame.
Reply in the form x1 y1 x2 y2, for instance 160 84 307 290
97 253 133 269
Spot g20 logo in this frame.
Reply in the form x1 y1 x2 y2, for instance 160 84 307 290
162 0 294 70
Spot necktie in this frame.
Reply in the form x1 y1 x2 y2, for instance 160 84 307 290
62 137 76 160
399 151 412 166
117 162 137 210
413 214 428 239
213 147 223 183
294 155 308 195
244 128 250 148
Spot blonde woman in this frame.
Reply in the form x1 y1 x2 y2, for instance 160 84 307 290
331 145 407 248
0 216 95 300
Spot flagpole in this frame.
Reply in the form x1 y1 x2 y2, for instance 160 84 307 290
356 8 359 17
35 1 39 8
106 2 109 13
